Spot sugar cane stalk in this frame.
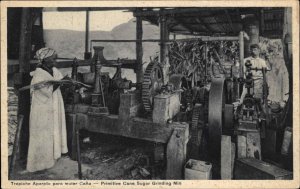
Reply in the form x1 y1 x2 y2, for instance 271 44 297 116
9 115 24 179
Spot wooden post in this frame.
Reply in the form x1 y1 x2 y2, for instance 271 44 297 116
282 7 293 127
17 8 34 160
136 12 143 84
259 9 265 37
283 7 292 61
19 8 33 73
166 122 189 179
243 16 259 58
159 13 170 83
238 31 244 77
66 113 77 160
221 135 235 179
237 135 247 158
238 31 245 97
160 14 169 63
84 9 90 60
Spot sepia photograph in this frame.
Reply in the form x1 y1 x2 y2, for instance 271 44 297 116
1 1 299 188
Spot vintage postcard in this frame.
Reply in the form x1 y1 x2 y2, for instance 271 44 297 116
1 0 299 188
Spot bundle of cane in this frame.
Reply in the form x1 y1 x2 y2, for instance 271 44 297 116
169 39 239 83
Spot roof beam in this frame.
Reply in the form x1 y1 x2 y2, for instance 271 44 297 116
134 7 229 17
56 7 131 12
180 21 240 25
173 17 194 35
195 17 214 33
212 16 227 33
224 9 234 31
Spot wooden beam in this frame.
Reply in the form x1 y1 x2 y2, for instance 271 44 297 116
195 17 214 33
174 17 194 34
134 7 233 17
8 59 138 74
243 17 260 57
91 39 161 42
234 158 292 179
160 14 169 63
56 7 130 12
166 17 192 34
84 9 90 59
260 9 265 36
178 21 241 25
238 31 245 97
66 113 77 160
166 123 189 179
224 9 234 32
237 135 247 158
65 105 176 144
136 14 143 83
221 135 235 179
212 16 227 33
91 36 240 43
66 110 187 142
17 8 35 160
19 8 33 73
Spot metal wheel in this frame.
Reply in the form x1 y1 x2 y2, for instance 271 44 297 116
208 78 227 158
142 61 164 112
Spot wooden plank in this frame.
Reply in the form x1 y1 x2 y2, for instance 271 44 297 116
235 158 292 180
72 113 174 143
221 135 232 179
66 113 77 160
166 123 189 179
231 142 236 177
246 131 261 160
262 129 277 157
237 135 247 158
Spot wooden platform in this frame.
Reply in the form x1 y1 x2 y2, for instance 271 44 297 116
66 103 189 179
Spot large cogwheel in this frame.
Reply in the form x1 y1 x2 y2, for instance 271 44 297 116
142 61 164 112
191 103 205 145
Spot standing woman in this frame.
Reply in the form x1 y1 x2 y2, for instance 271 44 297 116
26 47 68 172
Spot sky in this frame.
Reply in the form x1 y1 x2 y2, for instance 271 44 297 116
43 10 134 31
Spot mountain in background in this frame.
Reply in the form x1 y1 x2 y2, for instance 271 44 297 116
44 18 160 62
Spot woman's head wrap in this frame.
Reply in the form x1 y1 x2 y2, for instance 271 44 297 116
35 47 56 63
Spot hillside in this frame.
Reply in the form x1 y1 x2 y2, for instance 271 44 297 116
44 18 160 62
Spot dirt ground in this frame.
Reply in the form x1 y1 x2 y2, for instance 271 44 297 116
8 88 165 180
8 87 165 180
11 133 165 180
